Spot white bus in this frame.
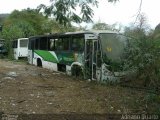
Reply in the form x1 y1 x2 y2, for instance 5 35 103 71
12 38 29 60
28 31 129 82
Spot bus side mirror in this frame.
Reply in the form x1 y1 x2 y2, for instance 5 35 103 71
97 51 102 67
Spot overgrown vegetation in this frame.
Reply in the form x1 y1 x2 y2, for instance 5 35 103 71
122 38 160 114
122 14 160 95
123 35 160 89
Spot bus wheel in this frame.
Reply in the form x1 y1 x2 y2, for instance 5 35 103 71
71 65 83 78
37 58 42 67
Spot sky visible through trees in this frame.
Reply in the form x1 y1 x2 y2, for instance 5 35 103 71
0 0 160 29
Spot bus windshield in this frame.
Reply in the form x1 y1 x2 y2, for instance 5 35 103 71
99 33 128 64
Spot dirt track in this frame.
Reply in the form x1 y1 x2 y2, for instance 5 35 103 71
0 59 158 115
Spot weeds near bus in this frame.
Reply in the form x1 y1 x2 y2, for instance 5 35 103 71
120 35 160 114
123 35 160 91
144 93 160 113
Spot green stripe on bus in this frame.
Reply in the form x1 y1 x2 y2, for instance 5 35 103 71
34 50 58 63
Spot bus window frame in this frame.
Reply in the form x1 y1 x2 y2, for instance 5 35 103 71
70 34 85 52
54 35 71 52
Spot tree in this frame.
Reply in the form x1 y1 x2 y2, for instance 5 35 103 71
37 0 118 25
2 25 24 58
1 9 51 57
124 14 149 39
92 22 112 30
134 13 150 32
5 8 77 35
0 14 9 24
92 22 120 31
43 19 77 33
153 23 160 39
4 9 50 35
123 14 160 90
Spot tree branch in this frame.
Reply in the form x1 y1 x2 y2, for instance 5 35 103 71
134 0 143 24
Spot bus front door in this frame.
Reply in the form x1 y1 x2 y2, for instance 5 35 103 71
85 40 97 80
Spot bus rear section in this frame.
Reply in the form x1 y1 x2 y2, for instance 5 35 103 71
13 38 29 60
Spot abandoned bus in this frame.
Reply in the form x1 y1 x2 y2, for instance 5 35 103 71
28 31 128 82
12 38 29 60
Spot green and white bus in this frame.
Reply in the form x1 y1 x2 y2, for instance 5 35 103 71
28 31 128 82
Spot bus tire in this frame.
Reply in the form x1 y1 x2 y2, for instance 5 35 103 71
37 58 42 67
71 65 83 78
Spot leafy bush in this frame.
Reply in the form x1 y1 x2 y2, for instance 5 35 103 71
123 35 160 90
144 93 160 114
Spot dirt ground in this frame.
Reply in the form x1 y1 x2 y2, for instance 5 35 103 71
0 59 159 115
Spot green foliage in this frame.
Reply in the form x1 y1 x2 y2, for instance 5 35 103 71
144 93 160 114
123 28 160 89
153 23 160 39
144 94 160 104
43 19 77 33
17 21 36 37
103 54 124 72
121 16 160 112
5 9 49 35
0 14 9 24
38 0 118 25
1 9 49 58
92 22 121 32
92 22 113 30
1 25 24 59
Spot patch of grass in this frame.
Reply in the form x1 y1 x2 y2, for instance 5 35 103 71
143 94 160 114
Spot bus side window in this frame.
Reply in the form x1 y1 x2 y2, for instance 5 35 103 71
63 37 69 51
31 39 35 50
55 37 70 51
71 35 84 51
49 39 55 51
55 38 63 51
28 38 35 50
39 37 48 50
35 38 39 50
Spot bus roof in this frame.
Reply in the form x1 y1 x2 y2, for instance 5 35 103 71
29 30 119 39
65 30 118 35
12 38 29 41
17 38 29 40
